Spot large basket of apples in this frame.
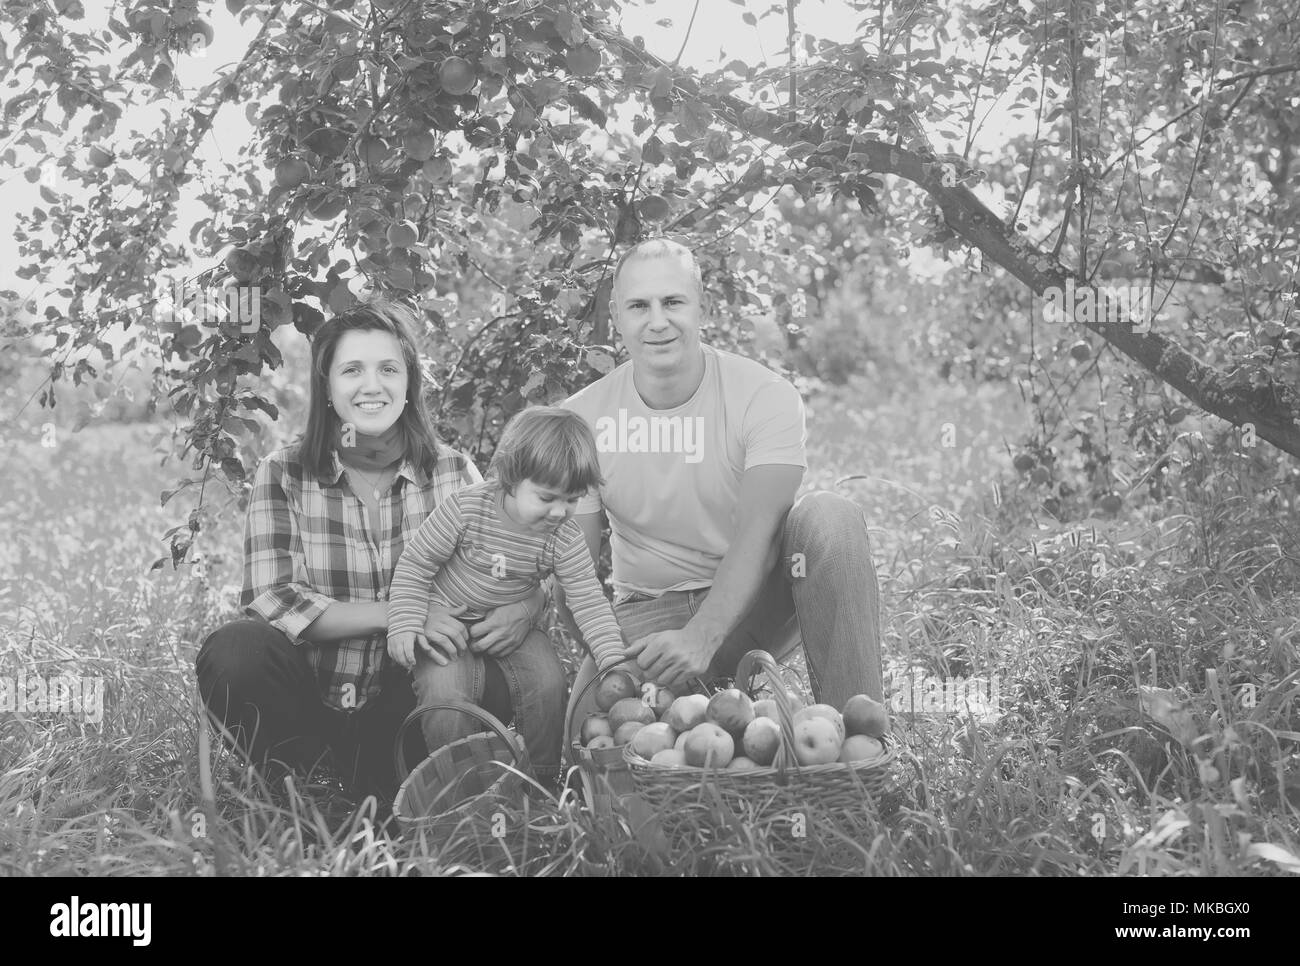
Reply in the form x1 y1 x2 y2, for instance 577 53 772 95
622 649 897 818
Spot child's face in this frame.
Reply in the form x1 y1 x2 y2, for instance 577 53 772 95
510 479 584 531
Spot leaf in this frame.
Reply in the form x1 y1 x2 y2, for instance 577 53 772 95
650 65 673 99
585 348 615 374
149 557 169 572
911 61 948 78
221 457 246 482
1137 686 1197 747
522 371 546 397
1246 842 1300 874
568 90 606 127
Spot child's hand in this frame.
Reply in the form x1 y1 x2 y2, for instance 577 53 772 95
387 631 423 670
389 630 459 669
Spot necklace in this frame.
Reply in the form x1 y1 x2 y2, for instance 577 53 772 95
346 464 394 502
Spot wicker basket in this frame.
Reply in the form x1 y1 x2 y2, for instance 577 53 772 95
564 666 642 817
624 650 899 844
391 700 531 838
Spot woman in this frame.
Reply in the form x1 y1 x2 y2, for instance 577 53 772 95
196 300 566 807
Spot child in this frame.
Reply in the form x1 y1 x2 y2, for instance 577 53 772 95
387 406 627 755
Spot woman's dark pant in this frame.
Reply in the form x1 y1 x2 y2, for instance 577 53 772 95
196 620 512 803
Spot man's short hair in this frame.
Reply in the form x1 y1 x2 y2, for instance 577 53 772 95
611 237 704 300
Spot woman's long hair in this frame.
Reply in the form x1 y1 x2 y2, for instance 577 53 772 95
300 300 443 480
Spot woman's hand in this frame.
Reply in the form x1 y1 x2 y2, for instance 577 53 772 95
421 602 471 661
470 588 545 658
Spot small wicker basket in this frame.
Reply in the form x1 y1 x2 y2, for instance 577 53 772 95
391 700 531 838
564 666 640 817
624 650 898 841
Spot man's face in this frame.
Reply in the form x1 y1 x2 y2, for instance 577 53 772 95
610 254 704 376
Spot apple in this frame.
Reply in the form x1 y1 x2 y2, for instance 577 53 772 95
386 220 419 248
742 716 782 767
224 248 260 282
674 731 689 751
439 55 477 95
753 690 803 721
706 688 755 739
595 670 638 712
726 756 758 771
613 721 645 746
630 722 677 759
642 683 675 719
792 717 841 766
586 735 615 751
306 192 347 221
842 694 889 738
682 723 734 769
402 130 438 162
839 734 884 763
274 157 310 189
794 704 845 741
608 697 655 732
651 748 686 767
663 693 709 733
579 714 611 745
423 156 453 183
638 194 671 222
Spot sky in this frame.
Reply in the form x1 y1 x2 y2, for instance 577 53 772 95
0 1 1015 315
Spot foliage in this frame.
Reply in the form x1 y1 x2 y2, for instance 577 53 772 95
5 0 1300 564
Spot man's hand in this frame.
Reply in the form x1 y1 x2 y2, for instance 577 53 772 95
422 602 470 659
470 591 542 658
626 625 717 691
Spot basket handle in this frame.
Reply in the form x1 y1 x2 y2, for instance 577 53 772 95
734 649 801 778
393 700 525 783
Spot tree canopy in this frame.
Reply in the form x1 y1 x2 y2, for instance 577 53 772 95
4 0 1298 566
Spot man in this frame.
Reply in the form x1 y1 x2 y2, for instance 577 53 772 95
558 238 884 730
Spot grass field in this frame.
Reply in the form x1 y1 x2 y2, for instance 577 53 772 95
2 372 1299 876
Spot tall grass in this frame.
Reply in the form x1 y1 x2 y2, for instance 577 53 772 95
2 371 1298 876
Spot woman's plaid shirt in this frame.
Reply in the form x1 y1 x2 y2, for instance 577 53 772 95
240 441 483 711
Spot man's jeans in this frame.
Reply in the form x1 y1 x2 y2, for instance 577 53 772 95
564 490 884 733
411 626 566 779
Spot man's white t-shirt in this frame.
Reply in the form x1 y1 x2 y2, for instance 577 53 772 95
562 344 807 598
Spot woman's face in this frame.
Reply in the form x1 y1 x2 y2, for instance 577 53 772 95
327 329 409 436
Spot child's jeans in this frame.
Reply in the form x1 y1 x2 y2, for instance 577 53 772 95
410 625 566 780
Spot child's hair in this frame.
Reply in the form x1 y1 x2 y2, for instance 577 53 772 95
489 406 604 497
